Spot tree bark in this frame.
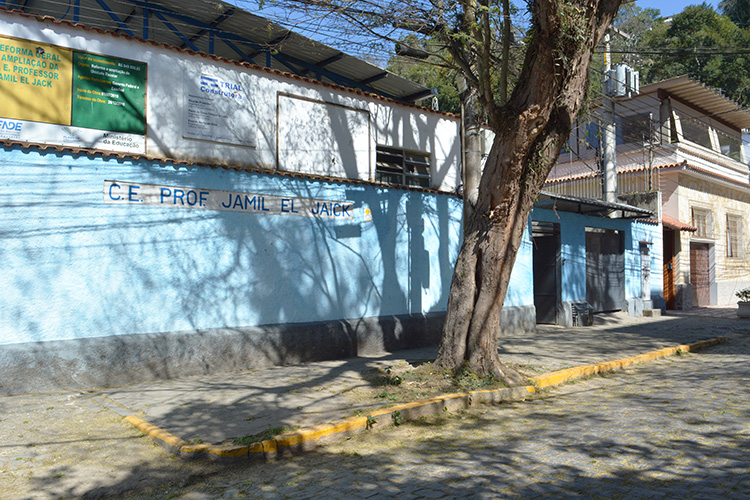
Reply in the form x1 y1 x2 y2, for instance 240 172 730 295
436 0 622 384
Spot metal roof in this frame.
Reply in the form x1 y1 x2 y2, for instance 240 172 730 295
535 192 655 219
637 75 750 131
8 0 433 103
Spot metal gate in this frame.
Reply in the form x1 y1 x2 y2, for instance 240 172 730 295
532 221 560 324
586 228 625 313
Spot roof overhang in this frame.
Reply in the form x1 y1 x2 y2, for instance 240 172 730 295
3 0 433 103
662 214 697 232
638 76 750 131
534 192 655 219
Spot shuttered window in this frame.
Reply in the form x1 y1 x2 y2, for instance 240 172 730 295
727 214 742 258
375 146 431 188
691 208 712 239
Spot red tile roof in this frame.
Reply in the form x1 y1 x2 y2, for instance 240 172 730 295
1 141 460 197
662 214 697 232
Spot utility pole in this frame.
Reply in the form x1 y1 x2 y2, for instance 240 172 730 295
602 31 617 204
458 76 481 230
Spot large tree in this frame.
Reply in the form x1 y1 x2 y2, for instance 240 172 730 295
432 0 622 383
258 0 623 384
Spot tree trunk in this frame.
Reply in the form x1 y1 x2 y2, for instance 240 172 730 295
436 0 622 384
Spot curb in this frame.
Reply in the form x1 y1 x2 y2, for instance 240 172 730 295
529 337 725 389
125 336 725 462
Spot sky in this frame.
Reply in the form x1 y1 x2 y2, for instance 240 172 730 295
633 0 722 17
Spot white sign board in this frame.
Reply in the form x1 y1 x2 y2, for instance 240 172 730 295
182 71 256 147
104 180 354 220
277 94 370 180
0 118 146 153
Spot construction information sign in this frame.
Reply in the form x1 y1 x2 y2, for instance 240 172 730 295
0 36 146 153
183 71 256 147
104 180 355 220
72 52 146 135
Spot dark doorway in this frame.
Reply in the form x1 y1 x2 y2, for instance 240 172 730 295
586 228 625 313
690 242 711 306
532 221 561 324
663 230 676 309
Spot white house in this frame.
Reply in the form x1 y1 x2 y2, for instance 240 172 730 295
547 76 750 309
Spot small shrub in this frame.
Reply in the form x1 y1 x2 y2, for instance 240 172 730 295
382 366 403 386
736 288 750 302
392 410 403 426
376 390 398 401
232 425 287 445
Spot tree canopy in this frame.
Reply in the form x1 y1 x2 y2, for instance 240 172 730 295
639 4 750 105
720 0 750 29
383 3 750 110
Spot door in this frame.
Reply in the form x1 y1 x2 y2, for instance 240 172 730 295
663 230 676 309
690 242 711 306
586 228 625 313
532 221 560 324
640 243 651 299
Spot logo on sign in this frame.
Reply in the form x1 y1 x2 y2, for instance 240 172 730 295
199 75 243 99
0 119 23 133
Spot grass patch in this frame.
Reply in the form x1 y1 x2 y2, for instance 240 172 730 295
355 361 536 409
232 425 290 446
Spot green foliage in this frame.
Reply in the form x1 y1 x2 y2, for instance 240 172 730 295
376 389 398 401
735 287 750 302
232 425 288 445
391 410 403 426
453 364 506 390
386 25 525 115
720 0 750 29
610 4 662 68
366 414 377 429
382 366 404 386
639 4 750 106
386 40 461 114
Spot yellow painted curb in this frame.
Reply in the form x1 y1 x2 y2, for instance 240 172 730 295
531 337 725 389
125 415 187 454
125 336 725 462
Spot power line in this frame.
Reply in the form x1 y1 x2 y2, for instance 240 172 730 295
598 48 750 56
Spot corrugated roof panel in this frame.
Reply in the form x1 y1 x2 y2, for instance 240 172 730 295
638 75 750 130
13 0 431 102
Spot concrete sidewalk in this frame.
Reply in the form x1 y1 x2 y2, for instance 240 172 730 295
88 310 749 456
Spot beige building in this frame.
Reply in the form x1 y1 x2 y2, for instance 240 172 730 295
547 76 750 309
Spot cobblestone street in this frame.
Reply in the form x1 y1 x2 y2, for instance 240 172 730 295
4 316 749 499
122 332 750 499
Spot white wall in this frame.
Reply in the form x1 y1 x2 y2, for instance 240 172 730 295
0 11 461 192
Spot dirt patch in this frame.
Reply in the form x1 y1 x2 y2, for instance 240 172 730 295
345 359 540 412
0 390 224 499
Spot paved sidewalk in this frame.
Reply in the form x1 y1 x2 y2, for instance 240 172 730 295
93 310 748 447
166 327 750 500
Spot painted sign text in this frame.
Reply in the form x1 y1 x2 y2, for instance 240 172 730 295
104 181 354 220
